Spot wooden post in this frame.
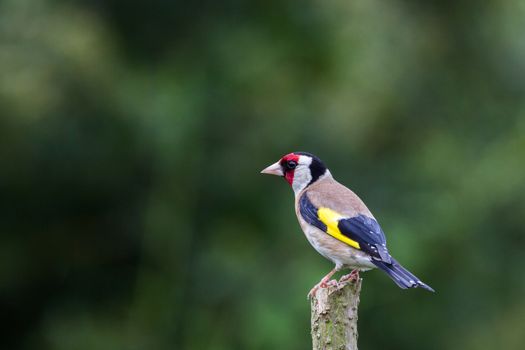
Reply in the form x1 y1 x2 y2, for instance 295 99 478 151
310 277 362 350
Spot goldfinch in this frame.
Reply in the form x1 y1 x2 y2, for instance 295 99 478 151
261 152 434 296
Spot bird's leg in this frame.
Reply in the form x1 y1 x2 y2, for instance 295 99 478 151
308 266 341 298
319 268 339 288
339 269 360 283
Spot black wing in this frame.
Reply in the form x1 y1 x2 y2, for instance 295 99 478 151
338 216 391 263
299 193 391 263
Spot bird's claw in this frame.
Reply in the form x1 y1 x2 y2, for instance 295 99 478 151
307 286 318 300
307 279 338 299
339 269 360 284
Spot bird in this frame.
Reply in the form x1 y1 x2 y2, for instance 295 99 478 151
261 151 434 297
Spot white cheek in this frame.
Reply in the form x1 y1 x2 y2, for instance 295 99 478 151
292 168 312 193
292 156 313 193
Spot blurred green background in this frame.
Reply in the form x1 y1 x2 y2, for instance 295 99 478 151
1 0 525 349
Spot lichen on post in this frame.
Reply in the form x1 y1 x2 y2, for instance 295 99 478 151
310 277 362 350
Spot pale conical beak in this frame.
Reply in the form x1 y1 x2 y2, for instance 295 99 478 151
260 161 284 176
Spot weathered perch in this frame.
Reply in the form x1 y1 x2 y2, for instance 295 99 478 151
310 277 362 350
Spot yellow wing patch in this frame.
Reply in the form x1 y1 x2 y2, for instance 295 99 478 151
317 207 361 250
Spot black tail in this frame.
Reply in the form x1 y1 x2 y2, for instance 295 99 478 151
373 258 434 292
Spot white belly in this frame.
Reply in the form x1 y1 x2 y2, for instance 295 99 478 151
299 218 375 270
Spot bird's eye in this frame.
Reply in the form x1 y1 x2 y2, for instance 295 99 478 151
286 160 298 169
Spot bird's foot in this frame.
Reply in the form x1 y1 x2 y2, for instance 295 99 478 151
307 284 320 299
339 269 360 284
308 279 338 299
307 266 341 299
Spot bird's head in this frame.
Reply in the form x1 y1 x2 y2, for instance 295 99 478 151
261 152 330 194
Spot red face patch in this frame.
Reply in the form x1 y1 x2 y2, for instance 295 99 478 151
280 153 300 185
